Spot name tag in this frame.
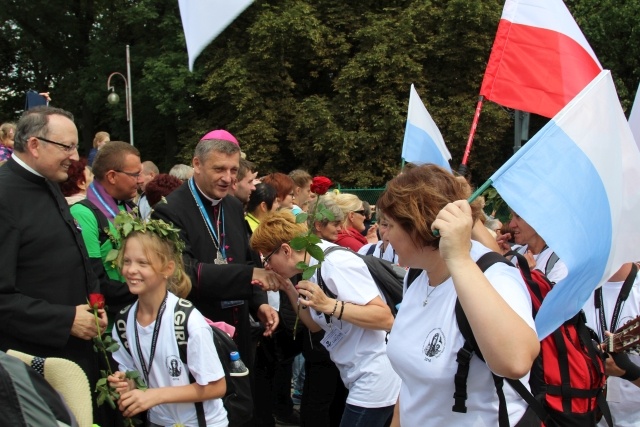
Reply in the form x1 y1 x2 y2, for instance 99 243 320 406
321 327 346 351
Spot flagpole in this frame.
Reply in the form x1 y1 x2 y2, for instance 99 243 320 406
458 95 485 176
432 178 493 236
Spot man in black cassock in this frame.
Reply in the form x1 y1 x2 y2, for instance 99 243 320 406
0 106 108 422
153 138 286 373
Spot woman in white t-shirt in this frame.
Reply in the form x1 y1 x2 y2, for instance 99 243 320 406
377 165 539 427
358 210 400 264
250 210 401 427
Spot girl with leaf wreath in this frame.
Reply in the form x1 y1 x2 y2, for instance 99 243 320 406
107 214 228 427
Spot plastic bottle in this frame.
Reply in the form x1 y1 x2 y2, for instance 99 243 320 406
229 351 249 377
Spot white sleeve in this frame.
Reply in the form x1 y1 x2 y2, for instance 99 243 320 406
186 312 226 385
321 252 381 305
111 325 137 373
484 263 537 332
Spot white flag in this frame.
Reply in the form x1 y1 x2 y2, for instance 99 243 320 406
401 84 451 170
628 83 640 152
178 0 254 71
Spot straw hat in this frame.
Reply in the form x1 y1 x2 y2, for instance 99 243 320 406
7 349 93 427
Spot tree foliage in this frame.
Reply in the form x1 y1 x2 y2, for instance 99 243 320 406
0 0 638 187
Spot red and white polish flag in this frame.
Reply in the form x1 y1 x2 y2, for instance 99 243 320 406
480 0 602 118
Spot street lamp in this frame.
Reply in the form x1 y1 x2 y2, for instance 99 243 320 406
106 45 134 146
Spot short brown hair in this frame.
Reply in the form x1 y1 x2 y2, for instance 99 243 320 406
92 141 140 181
250 210 307 255
261 173 295 202
378 164 482 249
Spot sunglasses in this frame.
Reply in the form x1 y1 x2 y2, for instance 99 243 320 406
352 210 366 216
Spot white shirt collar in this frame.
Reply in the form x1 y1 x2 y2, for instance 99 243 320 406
12 154 43 177
194 181 222 206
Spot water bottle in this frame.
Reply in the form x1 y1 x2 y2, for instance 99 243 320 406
229 351 249 377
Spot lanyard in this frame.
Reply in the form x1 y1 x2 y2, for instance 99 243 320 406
134 294 168 386
89 182 118 218
188 178 225 258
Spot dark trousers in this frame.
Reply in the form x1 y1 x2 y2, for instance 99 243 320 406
251 329 302 426
301 330 347 427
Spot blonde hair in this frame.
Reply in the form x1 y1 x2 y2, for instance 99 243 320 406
117 231 192 298
93 131 110 148
250 211 307 255
324 192 362 226
0 122 16 144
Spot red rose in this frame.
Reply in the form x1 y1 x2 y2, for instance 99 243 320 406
89 293 105 310
310 176 332 195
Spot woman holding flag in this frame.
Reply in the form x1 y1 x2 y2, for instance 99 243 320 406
378 165 539 426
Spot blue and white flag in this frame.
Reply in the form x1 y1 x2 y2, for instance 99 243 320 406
178 0 254 71
490 70 640 339
628 82 640 152
401 84 451 170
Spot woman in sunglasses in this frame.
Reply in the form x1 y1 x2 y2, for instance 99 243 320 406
251 210 400 427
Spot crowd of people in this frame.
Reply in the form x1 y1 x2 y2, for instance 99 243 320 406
1 106 639 427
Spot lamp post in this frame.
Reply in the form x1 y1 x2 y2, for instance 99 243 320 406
107 45 134 146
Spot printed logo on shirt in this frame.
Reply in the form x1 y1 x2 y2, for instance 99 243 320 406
167 356 182 378
423 328 445 361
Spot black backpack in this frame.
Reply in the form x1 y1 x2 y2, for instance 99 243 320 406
317 246 405 318
115 298 253 426
74 198 110 245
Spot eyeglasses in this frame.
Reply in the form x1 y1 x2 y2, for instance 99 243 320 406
352 210 366 216
36 136 79 153
114 170 142 179
263 244 282 266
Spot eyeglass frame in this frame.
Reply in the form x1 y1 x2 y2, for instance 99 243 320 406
263 244 282 266
113 170 142 179
35 136 79 153
352 209 366 216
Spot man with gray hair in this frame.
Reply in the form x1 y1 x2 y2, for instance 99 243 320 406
169 163 194 181
0 106 107 422
153 138 287 387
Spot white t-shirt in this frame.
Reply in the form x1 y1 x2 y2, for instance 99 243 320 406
308 241 401 408
357 241 399 264
583 269 640 427
517 245 568 283
387 241 536 426
112 292 228 427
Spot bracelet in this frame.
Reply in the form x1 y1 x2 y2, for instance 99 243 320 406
328 299 339 317
337 301 346 320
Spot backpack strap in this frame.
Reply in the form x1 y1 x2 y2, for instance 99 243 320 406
544 252 560 278
173 299 206 427
406 268 423 290
454 252 547 427
74 199 110 246
115 304 134 356
366 244 376 256
595 263 638 336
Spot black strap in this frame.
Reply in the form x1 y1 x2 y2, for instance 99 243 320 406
74 198 110 245
552 326 573 414
406 268 423 289
544 252 559 278
454 252 544 427
173 299 207 427
366 244 376 256
506 378 550 425
133 293 168 387
595 263 638 339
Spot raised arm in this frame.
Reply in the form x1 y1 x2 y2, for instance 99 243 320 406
433 200 539 379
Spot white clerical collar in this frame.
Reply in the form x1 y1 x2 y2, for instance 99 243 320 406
195 181 222 206
13 154 43 177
